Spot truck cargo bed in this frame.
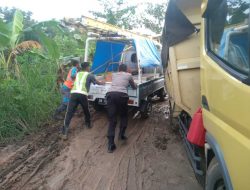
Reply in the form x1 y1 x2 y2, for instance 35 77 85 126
88 73 165 108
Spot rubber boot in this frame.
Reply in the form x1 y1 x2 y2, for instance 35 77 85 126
107 136 116 153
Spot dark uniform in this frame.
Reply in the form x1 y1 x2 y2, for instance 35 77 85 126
106 67 137 153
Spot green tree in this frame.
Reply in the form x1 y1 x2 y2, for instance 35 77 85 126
54 28 86 57
0 10 60 78
0 7 36 28
90 0 137 30
90 1 167 34
227 0 250 25
140 3 167 34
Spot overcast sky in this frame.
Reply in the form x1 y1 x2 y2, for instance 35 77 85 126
0 0 166 21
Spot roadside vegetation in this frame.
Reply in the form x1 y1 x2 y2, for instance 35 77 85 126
0 1 166 142
0 9 86 142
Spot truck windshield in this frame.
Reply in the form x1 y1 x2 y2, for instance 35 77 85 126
208 0 250 75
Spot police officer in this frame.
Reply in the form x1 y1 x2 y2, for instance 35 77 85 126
106 64 137 153
54 59 80 120
62 62 104 140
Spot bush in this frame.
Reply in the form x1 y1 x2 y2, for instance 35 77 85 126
0 57 60 142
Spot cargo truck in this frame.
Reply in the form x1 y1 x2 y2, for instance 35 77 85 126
86 36 165 118
64 16 166 117
162 0 250 189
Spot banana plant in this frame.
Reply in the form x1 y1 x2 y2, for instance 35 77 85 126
0 10 60 78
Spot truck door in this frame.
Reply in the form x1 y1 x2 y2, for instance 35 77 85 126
201 0 250 189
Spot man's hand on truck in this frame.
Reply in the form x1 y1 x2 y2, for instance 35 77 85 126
99 80 105 85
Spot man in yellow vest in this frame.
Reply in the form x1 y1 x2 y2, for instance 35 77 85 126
62 62 104 139
53 59 80 120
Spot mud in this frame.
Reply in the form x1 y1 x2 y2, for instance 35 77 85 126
0 101 201 190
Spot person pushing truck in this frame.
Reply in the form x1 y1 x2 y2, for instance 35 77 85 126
53 59 80 120
106 64 137 153
61 62 104 140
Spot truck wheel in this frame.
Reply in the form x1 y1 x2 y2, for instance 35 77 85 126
94 101 103 111
140 100 152 119
158 88 166 102
206 158 226 190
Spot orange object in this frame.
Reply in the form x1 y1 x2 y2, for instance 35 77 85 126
187 108 206 147
105 72 112 82
64 68 75 89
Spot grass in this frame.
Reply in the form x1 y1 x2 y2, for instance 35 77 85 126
0 57 60 143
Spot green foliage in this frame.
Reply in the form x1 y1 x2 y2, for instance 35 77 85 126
0 56 60 142
89 0 167 33
9 10 24 48
0 10 64 142
0 9 93 142
90 0 137 30
0 10 24 49
227 0 250 25
23 20 63 60
0 7 36 28
54 29 87 58
0 10 61 79
37 31 60 60
0 19 10 49
0 10 25 78
140 3 167 34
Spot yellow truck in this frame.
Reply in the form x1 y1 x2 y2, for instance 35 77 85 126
162 0 250 189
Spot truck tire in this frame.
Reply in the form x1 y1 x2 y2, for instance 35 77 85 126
158 88 166 102
206 157 226 190
93 101 103 111
140 100 152 119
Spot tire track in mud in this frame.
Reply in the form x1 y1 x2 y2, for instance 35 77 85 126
56 115 146 190
0 102 202 190
0 122 65 190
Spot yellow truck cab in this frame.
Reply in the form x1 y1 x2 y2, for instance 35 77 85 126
162 0 250 189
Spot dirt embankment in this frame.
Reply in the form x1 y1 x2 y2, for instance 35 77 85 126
0 102 201 190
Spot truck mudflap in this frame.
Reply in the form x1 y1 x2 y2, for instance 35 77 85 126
178 111 205 185
187 108 206 147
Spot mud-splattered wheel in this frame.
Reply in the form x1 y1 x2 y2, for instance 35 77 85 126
93 100 104 111
140 100 152 119
158 88 166 102
206 158 226 190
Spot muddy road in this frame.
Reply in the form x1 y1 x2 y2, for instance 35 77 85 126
0 101 201 190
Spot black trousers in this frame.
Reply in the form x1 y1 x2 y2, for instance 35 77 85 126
106 92 129 138
63 93 90 135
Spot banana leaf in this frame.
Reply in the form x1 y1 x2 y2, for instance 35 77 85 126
8 10 24 48
0 19 11 50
